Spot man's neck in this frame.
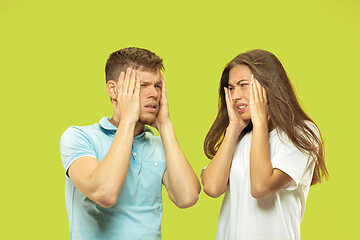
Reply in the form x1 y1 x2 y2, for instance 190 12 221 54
109 117 145 137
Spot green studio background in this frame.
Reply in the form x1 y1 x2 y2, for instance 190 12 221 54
1 0 358 239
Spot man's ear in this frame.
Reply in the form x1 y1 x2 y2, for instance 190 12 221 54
106 80 117 101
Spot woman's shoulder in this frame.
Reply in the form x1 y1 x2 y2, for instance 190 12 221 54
270 120 319 144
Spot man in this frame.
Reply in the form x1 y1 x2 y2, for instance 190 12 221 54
60 47 200 240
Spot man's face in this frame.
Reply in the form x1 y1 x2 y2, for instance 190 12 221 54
137 69 162 125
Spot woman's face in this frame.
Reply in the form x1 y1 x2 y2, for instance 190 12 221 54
228 64 252 121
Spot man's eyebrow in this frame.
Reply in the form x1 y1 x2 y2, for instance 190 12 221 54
140 79 162 84
139 79 152 83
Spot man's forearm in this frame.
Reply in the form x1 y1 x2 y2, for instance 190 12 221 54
160 122 200 208
84 67 143 206
85 120 136 207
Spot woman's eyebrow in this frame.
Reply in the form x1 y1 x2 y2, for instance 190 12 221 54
236 79 249 85
229 79 249 86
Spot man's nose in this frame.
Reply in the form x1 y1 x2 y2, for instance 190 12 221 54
147 85 159 99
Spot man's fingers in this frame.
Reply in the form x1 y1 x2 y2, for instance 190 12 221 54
128 69 136 94
123 67 132 94
117 71 125 96
161 75 167 100
134 75 140 96
118 70 125 82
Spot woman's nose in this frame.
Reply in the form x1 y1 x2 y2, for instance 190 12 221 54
232 87 243 101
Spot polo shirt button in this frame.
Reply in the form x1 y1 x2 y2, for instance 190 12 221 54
154 162 158 167
133 152 137 157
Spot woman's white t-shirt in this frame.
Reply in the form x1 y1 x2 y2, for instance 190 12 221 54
216 127 316 240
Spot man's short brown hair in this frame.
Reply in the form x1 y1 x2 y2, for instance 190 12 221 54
105 47 164 83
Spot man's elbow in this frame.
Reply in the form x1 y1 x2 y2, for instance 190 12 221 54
176 193 199 209
97 197 117 208
92 187 118 208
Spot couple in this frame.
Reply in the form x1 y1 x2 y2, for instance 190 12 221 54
60 47 328 240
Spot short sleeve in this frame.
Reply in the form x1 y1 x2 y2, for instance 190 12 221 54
60 126 97 176
200 165 208 178
271 131 311 190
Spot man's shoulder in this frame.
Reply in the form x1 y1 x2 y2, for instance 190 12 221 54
63 122 101 136
61 122 103 145
144 131 163 144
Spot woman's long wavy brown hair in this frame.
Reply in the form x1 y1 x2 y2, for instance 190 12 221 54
204 49 328 185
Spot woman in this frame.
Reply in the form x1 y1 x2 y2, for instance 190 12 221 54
202 49 328 240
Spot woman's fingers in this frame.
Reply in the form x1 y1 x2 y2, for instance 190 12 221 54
224 87 237 119
262 83 267 102
224 87 231 108
250 78 255 103
251 76 267 104
250 75 269 125
255 78 267 103
255 79 261 102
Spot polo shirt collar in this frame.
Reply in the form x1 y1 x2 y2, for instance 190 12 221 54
99 117 154 137
99 117 117 131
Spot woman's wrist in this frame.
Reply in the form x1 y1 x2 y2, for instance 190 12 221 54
227 123 245 137
252 120 268 132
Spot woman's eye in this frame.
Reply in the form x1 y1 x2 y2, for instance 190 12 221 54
240 83 248 87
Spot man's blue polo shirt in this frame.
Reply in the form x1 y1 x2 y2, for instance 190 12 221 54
60 117 166 240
